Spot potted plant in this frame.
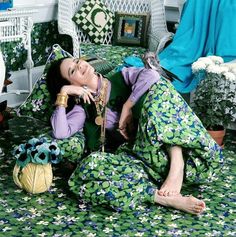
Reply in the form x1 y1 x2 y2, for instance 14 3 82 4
191 55 236 146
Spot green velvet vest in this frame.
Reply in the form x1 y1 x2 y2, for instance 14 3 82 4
83 71 147 151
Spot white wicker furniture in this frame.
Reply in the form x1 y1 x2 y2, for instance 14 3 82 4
58 0 173 57
0 50 5 94
178 0 186 17
0 9 36 95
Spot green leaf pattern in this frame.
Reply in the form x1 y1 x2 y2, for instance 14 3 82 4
0 20 235 237
69 78 223 214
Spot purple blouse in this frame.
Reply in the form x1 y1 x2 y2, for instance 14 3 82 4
51 67 160 139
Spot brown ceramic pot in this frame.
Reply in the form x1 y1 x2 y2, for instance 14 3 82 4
207 129 226 147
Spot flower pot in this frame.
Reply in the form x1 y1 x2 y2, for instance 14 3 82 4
207 129 226 147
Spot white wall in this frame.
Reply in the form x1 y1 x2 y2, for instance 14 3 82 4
13 0 182 23
164 0 185 22
14 0 56 6
14 0 58 23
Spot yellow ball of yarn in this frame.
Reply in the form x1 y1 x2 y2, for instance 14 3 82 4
13 163 53 194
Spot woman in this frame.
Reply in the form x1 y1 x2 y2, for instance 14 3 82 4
46 57 223 215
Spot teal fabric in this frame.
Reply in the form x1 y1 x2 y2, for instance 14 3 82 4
13 137 62 168
12 125 85 164
159 0 236 93
38 132 85 164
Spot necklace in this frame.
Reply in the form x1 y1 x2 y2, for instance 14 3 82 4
94 76 109 152
94 77 108 125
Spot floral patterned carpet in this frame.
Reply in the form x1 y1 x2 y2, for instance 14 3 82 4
0 116 236 237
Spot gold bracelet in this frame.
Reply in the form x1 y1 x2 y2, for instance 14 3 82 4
55 93 68 107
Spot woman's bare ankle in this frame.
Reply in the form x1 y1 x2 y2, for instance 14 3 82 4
158 146 184 196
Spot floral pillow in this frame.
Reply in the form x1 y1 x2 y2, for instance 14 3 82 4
17 44 71 123
17 44 114 123
73 0 114 44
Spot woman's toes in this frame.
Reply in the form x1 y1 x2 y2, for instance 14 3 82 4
193 200 205 214
158 188 180 197
164 190 170 196
170 190 178 196
199 201 206 208
194 205 202 213
162 190 167 196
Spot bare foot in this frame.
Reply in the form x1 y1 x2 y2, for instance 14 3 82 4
154 191 206 215
158 167 184 196
158 146 184 196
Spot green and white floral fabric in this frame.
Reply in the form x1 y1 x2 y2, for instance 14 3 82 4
0 18 235 237
68 78 223 211
0 81 235 237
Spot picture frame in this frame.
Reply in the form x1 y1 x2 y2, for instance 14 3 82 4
0 0 13 10
113 12 150 48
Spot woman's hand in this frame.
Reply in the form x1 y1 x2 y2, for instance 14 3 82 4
119 100 135 140
60 85 94 104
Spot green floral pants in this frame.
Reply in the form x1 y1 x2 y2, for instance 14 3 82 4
69 78 223 211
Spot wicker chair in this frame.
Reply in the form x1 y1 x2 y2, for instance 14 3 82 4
58 0 173 57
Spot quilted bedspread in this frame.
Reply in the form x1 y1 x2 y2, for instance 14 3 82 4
0 116 235 236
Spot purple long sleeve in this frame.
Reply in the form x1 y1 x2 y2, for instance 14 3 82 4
50 67 160 138
121 67 160 104
51 105 86 139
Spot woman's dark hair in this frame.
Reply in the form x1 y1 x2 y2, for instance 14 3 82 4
46 57 76 112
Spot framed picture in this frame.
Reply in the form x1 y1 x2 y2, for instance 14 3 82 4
0 0 13 10
113 12 150 47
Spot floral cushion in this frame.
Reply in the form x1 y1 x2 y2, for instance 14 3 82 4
17 44 72 123
17 44 114 123
72 0 114 44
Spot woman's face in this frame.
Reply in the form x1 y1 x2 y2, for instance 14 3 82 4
60 58 95 86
